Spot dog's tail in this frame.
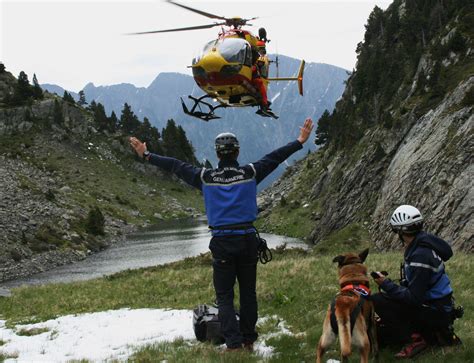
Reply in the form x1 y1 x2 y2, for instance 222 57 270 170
335 303 352 358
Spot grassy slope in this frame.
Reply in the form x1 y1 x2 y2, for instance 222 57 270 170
0 248 471 363
257 154 325 240
0 128 203 244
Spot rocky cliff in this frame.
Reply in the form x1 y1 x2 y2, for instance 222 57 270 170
258 0 473 251
0 70 203 281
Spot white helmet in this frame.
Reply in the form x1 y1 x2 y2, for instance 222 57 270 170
390 205 424 233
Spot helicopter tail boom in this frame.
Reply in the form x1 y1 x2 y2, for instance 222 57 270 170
267 59 305 96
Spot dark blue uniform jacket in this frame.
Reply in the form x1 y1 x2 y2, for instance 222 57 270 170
380 232 453 311
148 140 302 233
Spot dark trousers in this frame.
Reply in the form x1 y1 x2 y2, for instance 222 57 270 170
372 293 452 345
209 233 259 348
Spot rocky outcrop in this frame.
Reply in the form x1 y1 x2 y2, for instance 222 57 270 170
371 78 473 251
259 77 473 250
259 1 473 251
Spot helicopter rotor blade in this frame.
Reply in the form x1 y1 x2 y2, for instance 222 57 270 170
166 0 227 20
126 22 225 35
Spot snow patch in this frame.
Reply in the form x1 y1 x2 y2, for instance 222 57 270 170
0 309 295 362
0 308 194 362
255 315 295 358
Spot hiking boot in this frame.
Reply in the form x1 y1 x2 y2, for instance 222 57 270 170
256 108 278 119
395 333 428 359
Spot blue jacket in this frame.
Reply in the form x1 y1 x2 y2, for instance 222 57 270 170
380 232 453 311
148 140 302 232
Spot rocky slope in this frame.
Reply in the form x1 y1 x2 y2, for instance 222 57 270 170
258 0 473 251
0 71 203 281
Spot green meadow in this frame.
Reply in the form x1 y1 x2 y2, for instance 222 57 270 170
0 244 471 362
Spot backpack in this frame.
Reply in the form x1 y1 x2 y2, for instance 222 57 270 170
192 304 239 344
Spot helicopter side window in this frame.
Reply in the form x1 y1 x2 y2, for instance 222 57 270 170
244 44 252 67
218 38 249 64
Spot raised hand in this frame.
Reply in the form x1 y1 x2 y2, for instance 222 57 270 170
129 137 147 158
297 118 314 144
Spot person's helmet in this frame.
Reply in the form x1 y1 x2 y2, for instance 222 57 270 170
215 132 239 154
256 40 266 55
389 205 424 234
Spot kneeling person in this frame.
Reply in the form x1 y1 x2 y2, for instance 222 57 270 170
371 205 461 359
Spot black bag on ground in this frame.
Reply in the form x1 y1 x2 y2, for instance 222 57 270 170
193 304 239 344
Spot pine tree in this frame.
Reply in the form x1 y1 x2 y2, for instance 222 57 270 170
161 119 199 164
177 125 198 164
315 110 331 146
62 91 75 104
78 90 87 106
0 63 5 73
109 111 118 133
11 71 34 105
135 117 162 153
32 74 43 100
161 119 180 157
53 99 64 124
119 103 140 134
93 102 109 131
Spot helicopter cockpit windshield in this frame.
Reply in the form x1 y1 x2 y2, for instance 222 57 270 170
192 38 252 66
217 38 252 66
193 40 217 65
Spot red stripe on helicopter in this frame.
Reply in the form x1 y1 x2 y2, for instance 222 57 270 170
194 73 252 87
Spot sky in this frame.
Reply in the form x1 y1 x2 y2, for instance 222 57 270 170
1 0 391 92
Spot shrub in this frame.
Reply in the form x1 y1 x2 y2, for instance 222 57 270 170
45 189 55 201
10 249 22 262
85 206 105 235
461 87 474 107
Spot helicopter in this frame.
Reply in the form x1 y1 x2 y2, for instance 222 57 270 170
129 0 305 121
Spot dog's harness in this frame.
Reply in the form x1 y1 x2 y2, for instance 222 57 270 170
330 284 371 335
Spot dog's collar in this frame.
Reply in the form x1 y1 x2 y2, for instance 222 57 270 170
341 284 371 296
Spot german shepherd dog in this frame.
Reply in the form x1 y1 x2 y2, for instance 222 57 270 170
316 249 377 363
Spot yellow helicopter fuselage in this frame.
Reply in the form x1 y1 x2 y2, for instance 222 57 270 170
191 30 269 107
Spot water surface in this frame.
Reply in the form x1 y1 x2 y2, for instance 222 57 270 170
3 218 304 287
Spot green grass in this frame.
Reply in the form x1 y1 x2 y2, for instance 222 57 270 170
15 327 50 336
0 249 471 362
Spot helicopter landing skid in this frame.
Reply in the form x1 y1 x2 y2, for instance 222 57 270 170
181 95 227 122
256 108 279 119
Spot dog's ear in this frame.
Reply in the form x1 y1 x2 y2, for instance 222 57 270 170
359 248 369 263
332 255 345 266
